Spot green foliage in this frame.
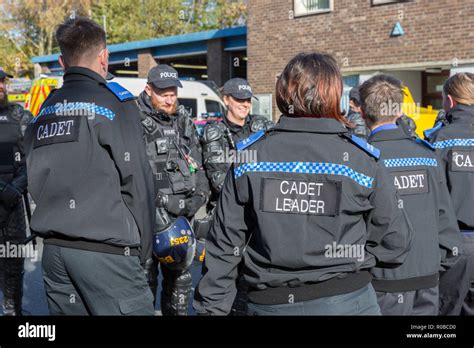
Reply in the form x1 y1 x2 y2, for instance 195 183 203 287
0 0 247 77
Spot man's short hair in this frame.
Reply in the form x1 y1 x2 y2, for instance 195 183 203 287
359 74 404 127
56 17 106 66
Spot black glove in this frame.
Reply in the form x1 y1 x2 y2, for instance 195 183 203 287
165 195 186 217
182 193 207 218
0 183 22 209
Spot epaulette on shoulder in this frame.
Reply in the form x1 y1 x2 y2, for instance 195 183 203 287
423 121 444 140
344 134 380 159
236 129 266 151
105 82 135 102
415 137 435 151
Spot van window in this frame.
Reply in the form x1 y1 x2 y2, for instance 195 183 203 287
178 98 197 118
205 99 224 118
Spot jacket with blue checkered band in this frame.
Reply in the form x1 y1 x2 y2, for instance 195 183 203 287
23 67 155 266
426 104 474 231
368 125 462 294
194 115 414 315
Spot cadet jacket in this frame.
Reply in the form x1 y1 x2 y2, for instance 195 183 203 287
427 104 474 231
194 116 413 315
369 126 462 292
201 114 273 195
136 92 209 218
0 103 32 221
24 67 155 264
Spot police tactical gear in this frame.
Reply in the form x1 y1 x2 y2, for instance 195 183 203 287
137 92 208 212
0 102 32 315
137 88 208 316
201 114 274 195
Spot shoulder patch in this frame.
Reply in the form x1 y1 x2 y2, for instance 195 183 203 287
346 134 380 159
105 82 135 102
423 121 444 140
415 137 435 151
236 129 265 151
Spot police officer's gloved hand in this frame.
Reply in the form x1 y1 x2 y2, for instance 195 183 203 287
0 182 22 209
182 193 207 219
165 195 186 217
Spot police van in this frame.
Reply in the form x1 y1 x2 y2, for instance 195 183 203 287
26 74 225 135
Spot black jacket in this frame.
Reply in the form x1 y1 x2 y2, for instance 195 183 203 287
427 104 474 230
194 116 413 315
136 91 209 219
24 67 155 265
369 126 462 292
0 103 32 221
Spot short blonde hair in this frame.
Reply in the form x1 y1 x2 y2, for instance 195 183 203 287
443 73 474 106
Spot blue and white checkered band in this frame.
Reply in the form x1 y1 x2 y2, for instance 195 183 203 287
234 162 374 188
433 139 474 149
33 102 116 123
383 157 438 168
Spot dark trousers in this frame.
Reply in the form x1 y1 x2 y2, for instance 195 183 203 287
246 284 381 316
376 286 439 315
439 233 474 316
0 202 26 315
42 244 154 315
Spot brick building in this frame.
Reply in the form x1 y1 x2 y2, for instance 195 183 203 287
247 0 474 120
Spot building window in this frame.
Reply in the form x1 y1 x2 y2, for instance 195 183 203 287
372 0 412 5
294 0 332 17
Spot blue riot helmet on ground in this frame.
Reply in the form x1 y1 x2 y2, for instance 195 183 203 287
153 213 197 271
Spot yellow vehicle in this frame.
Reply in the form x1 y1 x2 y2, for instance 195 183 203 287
402 87 438 138
7 93 28 103
25 76 61 116
7 78 32 105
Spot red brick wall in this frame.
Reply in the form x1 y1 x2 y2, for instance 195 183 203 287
247 0 474 119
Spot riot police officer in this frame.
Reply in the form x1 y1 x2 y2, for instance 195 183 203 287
194 52 413 316
0 67 32 315
346 87 369 139
24 17 155 315
201 78 274 199
136 64 209 316
426 72 474 315
360 74 462 315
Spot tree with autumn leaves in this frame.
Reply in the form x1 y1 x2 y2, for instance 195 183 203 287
0 0 247 77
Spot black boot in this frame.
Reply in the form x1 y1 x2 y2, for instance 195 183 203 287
161 267 192 316
3 257 25 316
